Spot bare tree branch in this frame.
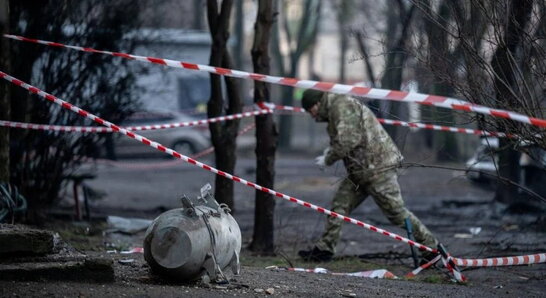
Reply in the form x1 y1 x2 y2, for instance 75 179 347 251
403 162 546 204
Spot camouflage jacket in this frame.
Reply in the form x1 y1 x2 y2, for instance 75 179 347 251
317 93 403 178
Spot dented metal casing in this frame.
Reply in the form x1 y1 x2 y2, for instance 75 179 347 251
143 184 241 282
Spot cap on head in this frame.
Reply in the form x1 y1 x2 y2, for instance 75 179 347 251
301 89 325 110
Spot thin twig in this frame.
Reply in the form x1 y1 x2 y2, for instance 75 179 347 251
402 162 546 204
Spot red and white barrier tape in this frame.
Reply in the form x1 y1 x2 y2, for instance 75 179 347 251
6 34 546 129
120 247 144 254
441 254 467 283
0 108 514 139
405 255 442 278
445 260 466 283
92 122 256 170
406 253 546 278
267 266 397 279
453 253 546 267
405 253 546 279
0 120 111 133
407 244 467 283
378 119 513 138
3 71 546 277
0 70 436 254
191 122 255 159
0 109 271 133
268 103 515 138
404 253 546 279
123 109 270 131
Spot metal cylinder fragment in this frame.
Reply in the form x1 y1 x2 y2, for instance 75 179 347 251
144 184 241 282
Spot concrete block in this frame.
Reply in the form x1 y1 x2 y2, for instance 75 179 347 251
0 225 54 256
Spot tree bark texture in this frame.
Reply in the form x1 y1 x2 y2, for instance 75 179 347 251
249 0 278 254
206 0 242 211
380 1 415 143
354 32 376 88
420 0 459 161
233 0 244 69
491 0 533 204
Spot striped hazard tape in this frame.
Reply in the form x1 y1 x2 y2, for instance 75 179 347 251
267 266 398 279
0 70 437 255
268 103 516 138
378 118 514 138
91 122 256 170
453 253 546 267
0 120 111 133
406 253 546 280
6 34 546 129
0 109 271 133
438 244 467 283
1 104 514 139
121 109 269 131
2 71 545 281
405 255 442 278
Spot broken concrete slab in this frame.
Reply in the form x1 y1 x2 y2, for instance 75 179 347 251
0 224 114 283
0 257 114 282
0 224 54 256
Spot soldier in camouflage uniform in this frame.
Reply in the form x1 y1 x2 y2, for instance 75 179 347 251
298 89 437 262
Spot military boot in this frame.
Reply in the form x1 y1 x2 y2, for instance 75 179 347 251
298 247 333 262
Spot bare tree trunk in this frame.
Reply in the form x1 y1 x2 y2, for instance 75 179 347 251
354 30 382 118
271 7 293 150
380 1 415 141
278 60 299 150
453 1 489 108
420 0 459 161
249 0 278 254
492 0 533 204
414 1 492 155
354 32 376 88
193 0 205 30
233 0 244 69
275 0 320 149
0 0 9 183
278 85 294 149
206 0 242 211
337 0 349 83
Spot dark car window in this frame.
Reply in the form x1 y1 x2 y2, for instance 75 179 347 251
178 77 210 110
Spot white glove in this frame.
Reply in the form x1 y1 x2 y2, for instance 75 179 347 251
314 147 330 170
315 155 326 170
322 147 331 156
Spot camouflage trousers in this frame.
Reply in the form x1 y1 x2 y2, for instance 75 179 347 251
315 170 437 254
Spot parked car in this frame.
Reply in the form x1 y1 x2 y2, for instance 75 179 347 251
465 137 546 189
465 137 499 182
112 111 210 158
